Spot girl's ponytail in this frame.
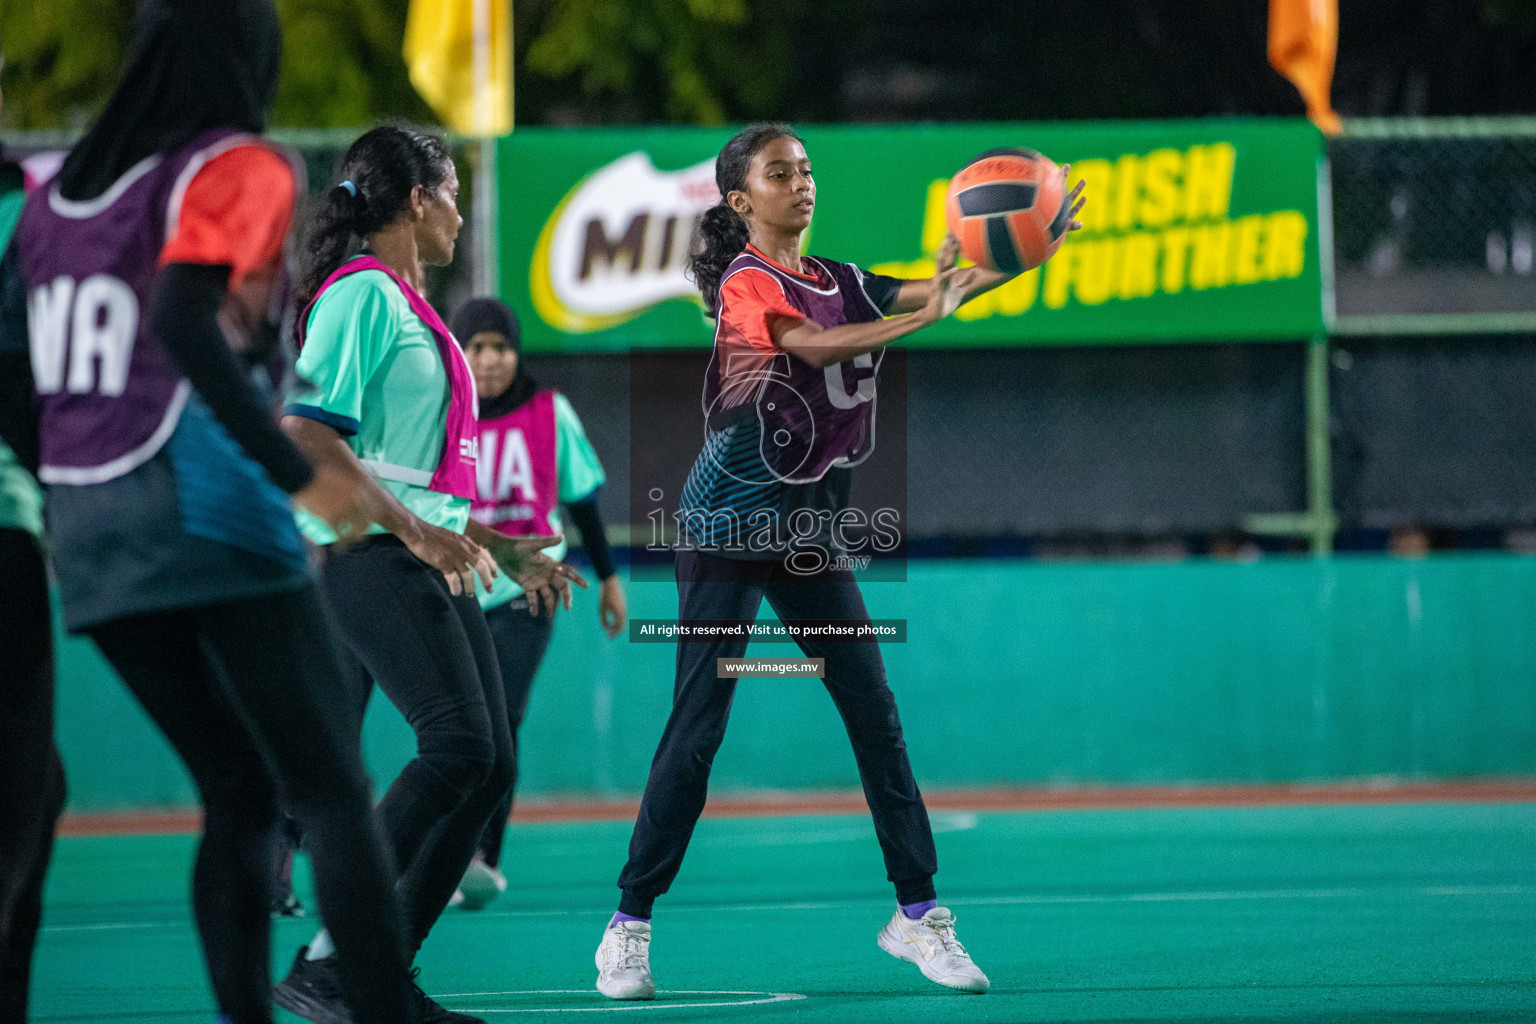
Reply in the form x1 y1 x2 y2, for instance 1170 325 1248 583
294 124 451 337
689 203 751 316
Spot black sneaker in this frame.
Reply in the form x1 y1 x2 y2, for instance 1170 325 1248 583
407 968 484 1024
273 948 354 1024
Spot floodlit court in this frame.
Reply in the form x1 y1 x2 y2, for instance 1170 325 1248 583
10 6 1536 1024
32 798 1536 1023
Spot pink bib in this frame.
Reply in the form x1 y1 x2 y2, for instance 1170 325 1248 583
470 390 559 537
299 256 479 500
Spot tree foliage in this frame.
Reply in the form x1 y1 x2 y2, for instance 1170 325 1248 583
3 0 1531 132
0 0 135 130
0 0 828 130
514 0 835 125
0 0 433 130
270 0 434 127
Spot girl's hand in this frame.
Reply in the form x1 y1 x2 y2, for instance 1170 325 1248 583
401 520 498 596
598 576 627 638
921 235 966 323
1060 163 1086 234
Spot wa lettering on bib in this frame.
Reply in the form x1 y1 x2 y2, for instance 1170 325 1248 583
17 129 286 485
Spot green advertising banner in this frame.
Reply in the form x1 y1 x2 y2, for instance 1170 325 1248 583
497 119 1326 352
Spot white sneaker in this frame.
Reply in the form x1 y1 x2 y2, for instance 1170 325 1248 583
877 906 990 993
448 887 466 908
595 919 656 1000
459 857 507 910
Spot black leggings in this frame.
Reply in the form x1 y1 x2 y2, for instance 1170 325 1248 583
477 599 556 868
88 587 411 1024
319 535 513 953
616 550 937 918
0 530 65 1024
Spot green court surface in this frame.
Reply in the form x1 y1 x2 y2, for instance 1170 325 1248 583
31 802 1536 1023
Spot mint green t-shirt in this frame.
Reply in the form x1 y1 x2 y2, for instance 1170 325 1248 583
476 392 607 610
287 265 469 545
0 187 41 537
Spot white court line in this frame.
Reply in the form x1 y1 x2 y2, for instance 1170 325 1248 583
959 885 1536 906
44 921 178 933
481 883 1536 917
433 990 806 1013
41 884 1536 933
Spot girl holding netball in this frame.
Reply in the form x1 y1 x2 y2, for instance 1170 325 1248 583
273 125 584 1024
11 4 419 1022
594 123 1083 999
448 297 626 909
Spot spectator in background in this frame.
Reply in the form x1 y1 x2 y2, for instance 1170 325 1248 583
1209 532 1263 562
1389 525 1433 558
450 296 626 910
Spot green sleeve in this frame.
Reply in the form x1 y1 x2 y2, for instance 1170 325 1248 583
554 392 606 504
287 271 396 434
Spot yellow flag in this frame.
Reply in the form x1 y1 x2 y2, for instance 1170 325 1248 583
404 0 513 137
1269 0 1342 135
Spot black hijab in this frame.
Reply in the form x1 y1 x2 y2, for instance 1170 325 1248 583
453 297 539 416
57 0 282 202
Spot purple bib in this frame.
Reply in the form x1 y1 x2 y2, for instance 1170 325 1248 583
17 128 280 485
704 252 884 484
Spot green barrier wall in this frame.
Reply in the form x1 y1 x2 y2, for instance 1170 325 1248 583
55 553 1536 811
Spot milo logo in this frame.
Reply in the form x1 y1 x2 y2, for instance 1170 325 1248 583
530 152 718 333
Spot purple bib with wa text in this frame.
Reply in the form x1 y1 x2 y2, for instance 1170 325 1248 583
17 128 276 485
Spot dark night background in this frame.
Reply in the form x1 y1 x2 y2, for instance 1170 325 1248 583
517 0 1536 126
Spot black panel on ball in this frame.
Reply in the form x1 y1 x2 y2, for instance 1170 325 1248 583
957 181 1039 217
1047 192 1072 240
985 216 1023 274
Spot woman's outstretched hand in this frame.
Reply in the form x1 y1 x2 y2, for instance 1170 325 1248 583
466 526 591 617
508 535 590 617
921 235 966 324
1059 163 1087 234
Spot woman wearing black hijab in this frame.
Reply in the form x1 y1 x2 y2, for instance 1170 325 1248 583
10 3 422 1022
448 298 625 909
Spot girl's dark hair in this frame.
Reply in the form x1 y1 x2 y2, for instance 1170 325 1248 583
294 124 452 333
687 122 801 316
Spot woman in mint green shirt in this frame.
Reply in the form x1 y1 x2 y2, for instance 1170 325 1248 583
276 125 585 1024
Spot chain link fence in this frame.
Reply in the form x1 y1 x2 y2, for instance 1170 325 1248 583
1329 119 1536 330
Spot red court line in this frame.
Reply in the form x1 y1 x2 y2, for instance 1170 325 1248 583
57 779 1536 836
